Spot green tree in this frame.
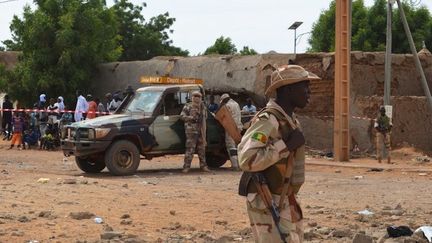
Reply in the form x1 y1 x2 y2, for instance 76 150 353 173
204 36 237 55
308 1 336 52
308 0 432 53
363 0 387 51
351 0 369 51
392 2 432 52
112 0 188 61
239 46 258 55
2 0 121 106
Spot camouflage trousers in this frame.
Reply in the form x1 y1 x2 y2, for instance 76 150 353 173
183 132 207 169
247 194 303 243
376 132 391 162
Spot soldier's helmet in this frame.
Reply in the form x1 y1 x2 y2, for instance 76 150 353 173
191 91 202 97
380 106 386 112
265 65 320 97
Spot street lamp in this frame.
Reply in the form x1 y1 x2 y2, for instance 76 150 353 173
288 21 303 54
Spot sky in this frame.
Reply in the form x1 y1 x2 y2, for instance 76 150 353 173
1 0 431 55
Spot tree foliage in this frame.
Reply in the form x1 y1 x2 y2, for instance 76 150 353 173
112 0 188 61
204 36 238 55
239 46 258 55
203 36 259 55
308 0 432 53
2 0 122 106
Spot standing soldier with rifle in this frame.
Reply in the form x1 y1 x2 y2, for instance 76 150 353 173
375 106 392 163
238 65 320 242
180 91 211 173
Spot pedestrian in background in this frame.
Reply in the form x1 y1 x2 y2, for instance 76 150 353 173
105 93 112 112
56 96 65 113
242 98 257 114
74 90 88 122
86 94 97 119
2 95 13 140
95 98 106 116
37 94 48 139
208 95 219 113
47 98 59 124
8 112 25 150
108 93 122 112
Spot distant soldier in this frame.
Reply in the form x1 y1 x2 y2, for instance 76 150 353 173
375 106 392 163
180 91 211 173
238 65 320 243
220 93 243 170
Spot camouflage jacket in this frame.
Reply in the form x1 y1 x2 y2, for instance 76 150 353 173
375 115 392 133
238 99 305 194
180 102 207 134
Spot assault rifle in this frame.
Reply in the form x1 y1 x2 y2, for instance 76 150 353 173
251 173 287 243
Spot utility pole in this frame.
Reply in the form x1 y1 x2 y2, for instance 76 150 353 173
395 0 432 112
384 0 394 106
333 0 351 162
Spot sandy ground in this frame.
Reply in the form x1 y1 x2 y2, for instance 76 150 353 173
1 140 432 243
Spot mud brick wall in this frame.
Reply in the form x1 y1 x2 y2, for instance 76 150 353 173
93 52 432 153
2 51 432 153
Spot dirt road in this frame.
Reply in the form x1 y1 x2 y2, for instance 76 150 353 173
1 140 431 243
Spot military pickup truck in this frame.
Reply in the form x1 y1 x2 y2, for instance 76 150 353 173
61 78 229 176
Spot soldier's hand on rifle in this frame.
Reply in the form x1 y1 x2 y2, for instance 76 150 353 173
282 128 305 152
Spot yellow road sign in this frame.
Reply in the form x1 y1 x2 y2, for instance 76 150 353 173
140 76 203 85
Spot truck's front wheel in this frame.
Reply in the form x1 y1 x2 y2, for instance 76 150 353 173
105 140 140 176
75 155 106 173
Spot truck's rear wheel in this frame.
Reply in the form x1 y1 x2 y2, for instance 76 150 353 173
105 140 140 176
75 155 106 173
206 153 228 168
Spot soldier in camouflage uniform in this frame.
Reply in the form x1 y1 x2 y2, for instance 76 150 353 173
180 91 211 173
238 65 320 243
374 106 392 163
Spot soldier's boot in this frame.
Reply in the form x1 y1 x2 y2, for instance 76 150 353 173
201 166 211 173
377 156 382 163
182 168 190 173
229 148 240 171
230 156 240 171
387 156 391 164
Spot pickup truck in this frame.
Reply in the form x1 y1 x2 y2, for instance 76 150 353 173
61 83 229 176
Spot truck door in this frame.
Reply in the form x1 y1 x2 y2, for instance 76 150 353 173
151 91 188 151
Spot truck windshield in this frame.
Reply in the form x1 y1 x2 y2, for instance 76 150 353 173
125 90 162 114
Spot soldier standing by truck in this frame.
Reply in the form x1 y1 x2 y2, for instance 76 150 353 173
375 106 392 163
220 93 243 170
180 91 211 173
238 65 320 243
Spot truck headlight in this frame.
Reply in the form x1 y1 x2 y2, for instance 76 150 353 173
94 128 111 139
87 129 95 140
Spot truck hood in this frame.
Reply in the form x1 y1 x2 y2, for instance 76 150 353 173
70 114 143 128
